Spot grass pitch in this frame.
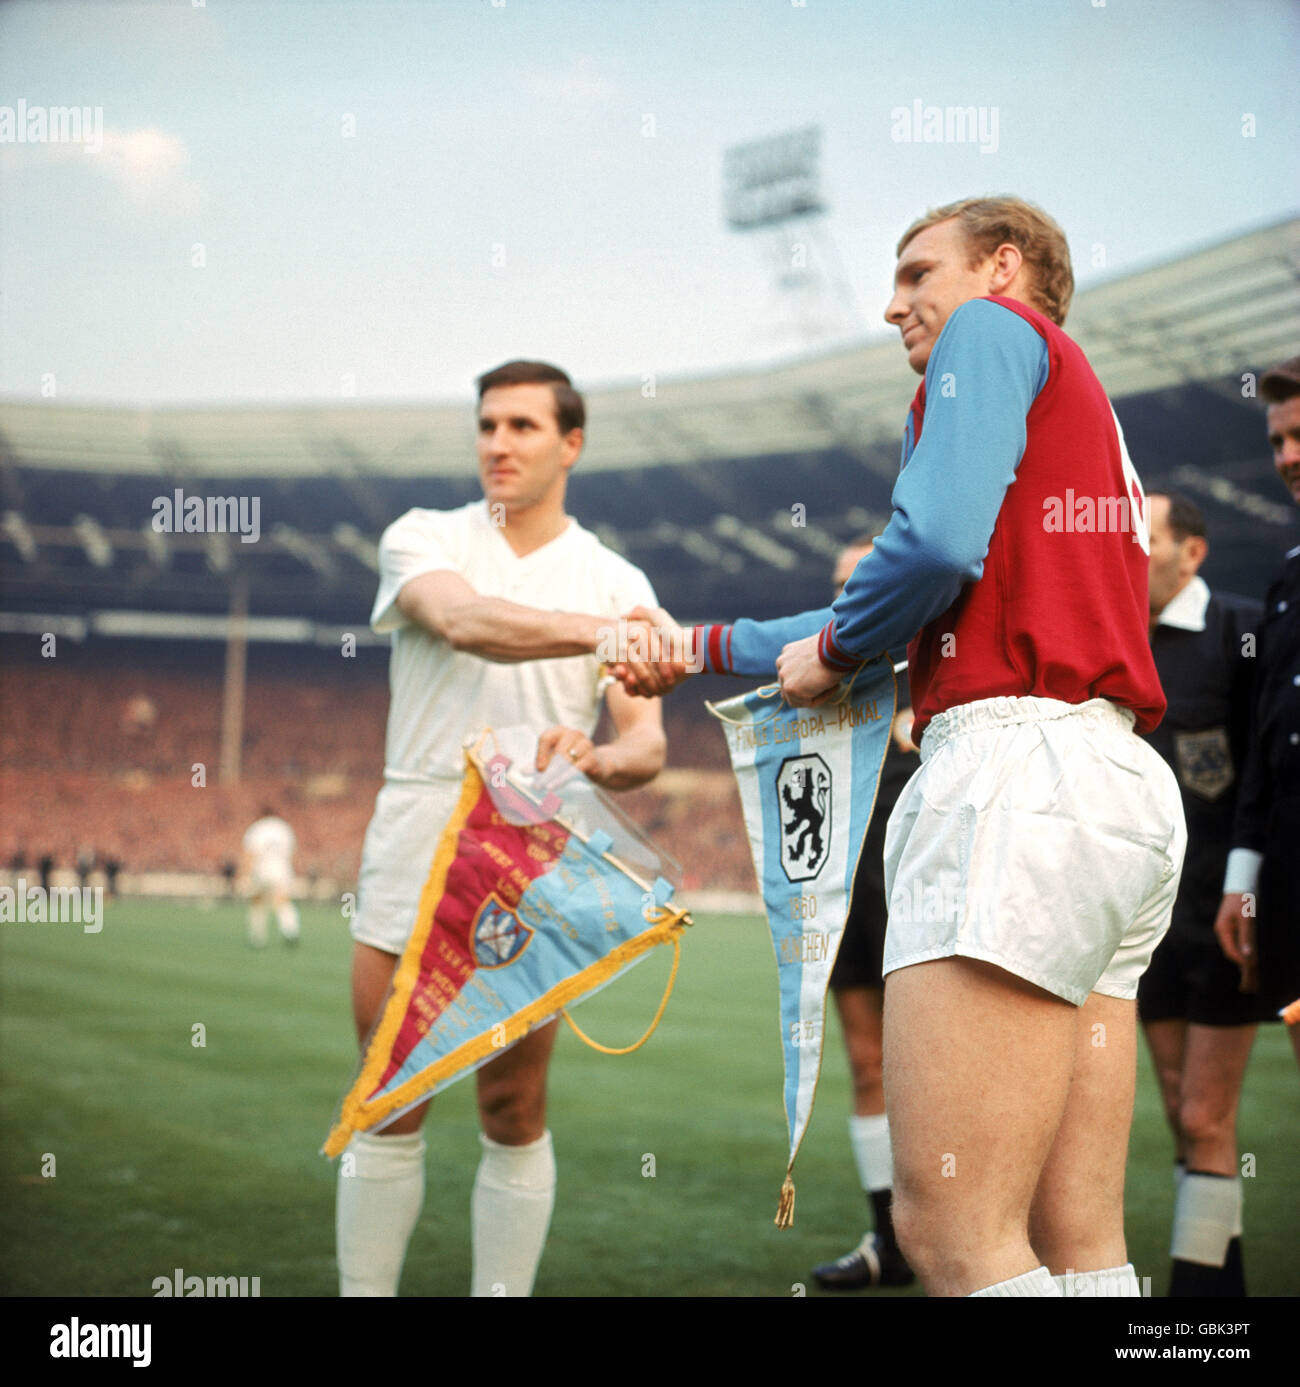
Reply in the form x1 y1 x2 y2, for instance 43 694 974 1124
2 897 1296 1297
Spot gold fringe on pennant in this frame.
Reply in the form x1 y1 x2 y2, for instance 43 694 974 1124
774 1171 796 1229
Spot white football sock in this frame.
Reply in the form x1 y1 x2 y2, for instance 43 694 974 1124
1171 1172 1237 1266
336 1130 426 1296
247 904 268 947
1053 1263 1141 1296
470 1130 556 1297
849 1113 893 1191
969 1265 1061 1297
275 901 300 940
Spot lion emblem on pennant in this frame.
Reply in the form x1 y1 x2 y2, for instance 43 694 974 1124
777 754 831 883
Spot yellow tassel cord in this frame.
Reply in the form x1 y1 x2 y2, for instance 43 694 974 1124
561 926 683 1055
775 1171 796 1229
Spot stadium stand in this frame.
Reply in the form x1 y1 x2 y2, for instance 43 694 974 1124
1 219 1296 897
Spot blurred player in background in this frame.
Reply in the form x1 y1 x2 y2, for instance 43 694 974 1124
1137 492 1263 1296
337 360 673 1299
811 536 918 1291
241 805 300 947
1216 354 1300 1073
621 197 1185 1297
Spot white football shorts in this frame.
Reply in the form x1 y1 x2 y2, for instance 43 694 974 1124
881 695 1187 1005
250 866 293 895
351 778 466 956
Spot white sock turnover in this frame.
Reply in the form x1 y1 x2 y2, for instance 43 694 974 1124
969 1265 1062 1297
336 1130 426 1297
848 1112 893 1192
470 1130 556 1298
1171 1172 1238 1266
1053 1263 1141 1296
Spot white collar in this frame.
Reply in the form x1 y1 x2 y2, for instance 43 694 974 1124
1156 574 1210 632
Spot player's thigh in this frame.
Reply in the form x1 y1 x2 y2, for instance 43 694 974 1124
475 1019 560 1141
351 940 400 1042
349 940 432 1134
1029 992 1136 1261
884 957 1076 1227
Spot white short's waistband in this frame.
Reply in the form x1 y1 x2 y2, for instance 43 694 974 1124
920 696 1136 761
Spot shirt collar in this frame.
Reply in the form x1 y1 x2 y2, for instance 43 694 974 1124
1156 574 1210 632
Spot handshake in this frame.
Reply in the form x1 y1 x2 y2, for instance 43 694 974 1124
598 606 700 698
597 607 847 708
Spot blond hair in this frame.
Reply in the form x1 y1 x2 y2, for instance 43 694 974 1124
897 196 1075 325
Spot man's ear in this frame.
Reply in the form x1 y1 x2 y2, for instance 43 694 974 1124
1186 534 1209 571
562 427 584 468
987 242 1024 297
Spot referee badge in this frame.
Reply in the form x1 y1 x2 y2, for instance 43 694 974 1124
1174 727 1234 801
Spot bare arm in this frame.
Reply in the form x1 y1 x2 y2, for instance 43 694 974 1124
396 569 605 662
535 680 667 791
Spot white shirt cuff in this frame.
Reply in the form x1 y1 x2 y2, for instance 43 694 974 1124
1223 848 1263 896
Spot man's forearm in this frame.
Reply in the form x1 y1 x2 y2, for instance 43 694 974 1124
413 593 605 662
593 724 666 790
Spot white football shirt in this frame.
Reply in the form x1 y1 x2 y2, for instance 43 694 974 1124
370 501 657 781
242 816 296 873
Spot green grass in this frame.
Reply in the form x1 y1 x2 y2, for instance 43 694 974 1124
1 898 1296 1297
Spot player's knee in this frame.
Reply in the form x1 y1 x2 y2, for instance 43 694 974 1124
1177 1093 1232 1148
381 1101 429 1136
889 1190 947 1280
478 1082 546 1145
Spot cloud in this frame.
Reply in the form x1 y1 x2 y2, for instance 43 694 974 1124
0 122 202 213
97 127 198 207
520 55 618 105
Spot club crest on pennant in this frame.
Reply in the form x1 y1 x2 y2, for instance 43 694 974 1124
471 894 534 968
777 754 831 883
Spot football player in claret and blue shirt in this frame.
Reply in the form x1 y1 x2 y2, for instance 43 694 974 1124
618 197 1186 1298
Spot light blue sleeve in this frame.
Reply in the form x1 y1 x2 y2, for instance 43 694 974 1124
723 607 837 675
826 299 1049 662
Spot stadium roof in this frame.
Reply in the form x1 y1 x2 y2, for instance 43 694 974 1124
2 217 1296 482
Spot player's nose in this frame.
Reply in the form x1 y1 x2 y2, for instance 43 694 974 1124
884 289 907 326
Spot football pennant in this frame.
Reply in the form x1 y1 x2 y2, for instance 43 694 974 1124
708 661 896 1226
323 731 690 1158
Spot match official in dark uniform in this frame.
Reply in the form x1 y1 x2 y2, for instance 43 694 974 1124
1137 491 1263 1297
1216 355 1300 1072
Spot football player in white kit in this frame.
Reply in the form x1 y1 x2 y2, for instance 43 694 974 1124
336 360 675 1298
241 806 300 947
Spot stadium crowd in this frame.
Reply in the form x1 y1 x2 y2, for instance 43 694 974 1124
0 644 756 891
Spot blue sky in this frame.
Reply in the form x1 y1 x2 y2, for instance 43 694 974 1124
1 0 1296 404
